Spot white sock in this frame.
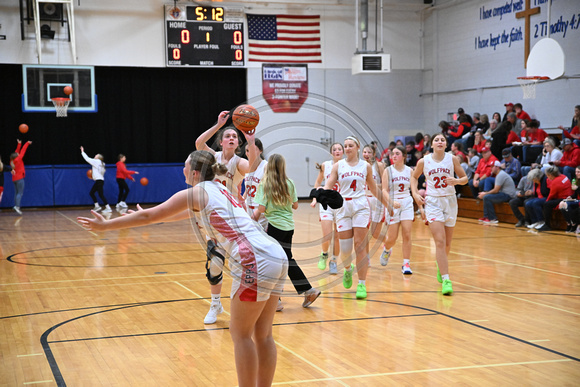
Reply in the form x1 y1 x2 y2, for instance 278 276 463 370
211 294 221 305
94 203 99 207
442 274 450 281
403 259 410 265
358 280 365 285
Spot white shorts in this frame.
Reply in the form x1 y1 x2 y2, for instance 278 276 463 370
319 203 338 222
229 240 288 302
424 195 458 227
388 196 414 224
336 196 370 231
367 196 385 223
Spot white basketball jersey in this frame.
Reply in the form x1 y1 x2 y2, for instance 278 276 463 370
214 151 244 196
245 159 268 208
337 159 367 199
364 162 382 195
388 165 412 200
424 153 455 197
323 160 340 192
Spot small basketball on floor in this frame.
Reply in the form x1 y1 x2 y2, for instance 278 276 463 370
19 124 29 133
231 104 259 134
140 177 149 186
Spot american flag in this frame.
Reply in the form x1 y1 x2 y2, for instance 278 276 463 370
247 14 321 63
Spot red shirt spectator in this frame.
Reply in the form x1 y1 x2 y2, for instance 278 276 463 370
415 138 424 152
546 174 573 201
473 141 486 154
506 130 520 145
474 148 499 179
556 142 580 168
521 128 548 144
517 110 531 121
448 121 471 138
562 126 580 140
11 141 31 181
116 161 137 180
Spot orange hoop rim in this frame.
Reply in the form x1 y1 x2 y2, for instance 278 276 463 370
517 76 549 80
51 97 70 105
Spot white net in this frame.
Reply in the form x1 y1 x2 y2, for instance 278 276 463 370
517 77 547 100
51 98 70 117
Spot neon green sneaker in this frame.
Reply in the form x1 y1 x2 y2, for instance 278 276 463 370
317 253 328 270
343 263 354 289
356 283 367 299
442 279 453 295
436 263 442 283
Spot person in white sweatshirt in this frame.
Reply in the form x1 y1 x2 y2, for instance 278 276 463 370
81 146 111 213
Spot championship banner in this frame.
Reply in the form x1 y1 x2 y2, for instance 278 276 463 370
262 64 308 113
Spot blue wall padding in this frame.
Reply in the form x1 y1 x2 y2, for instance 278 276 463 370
1 164 188 208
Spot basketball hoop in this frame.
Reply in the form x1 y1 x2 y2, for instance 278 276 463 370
51 97 70 117
517 76 549 100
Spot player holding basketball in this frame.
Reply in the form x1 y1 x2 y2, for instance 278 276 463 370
311 142 344 274
322 136 390 299
381 146 414 274
411 133 467 295
244 139 268 230
363 143 386 262
195 110 258 324
115 154 139 210
77 150 287 387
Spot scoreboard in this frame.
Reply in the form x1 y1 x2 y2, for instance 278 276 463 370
165 5 244 67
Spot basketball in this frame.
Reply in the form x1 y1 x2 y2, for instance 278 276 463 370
64 86 73 95
231 104 259 134
140 177 149 186
19 124 29 133
87 169 92 179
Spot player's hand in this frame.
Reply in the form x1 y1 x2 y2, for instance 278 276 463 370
80 146 84 152
558 201 568 210
27 141 32 145
77 210 106 231
126 204 144 214
412 192 425 206
393 200 401 209
217 110 230 126
310 198 317 208
447 176 459 186
419 206 427 224
17 139 22 144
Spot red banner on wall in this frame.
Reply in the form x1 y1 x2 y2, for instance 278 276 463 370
262 64 308 113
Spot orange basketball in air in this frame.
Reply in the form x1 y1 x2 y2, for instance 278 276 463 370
140 177 149 186
231 104 259 134
19 124 29 133
87 169 93 179
64 86 73 95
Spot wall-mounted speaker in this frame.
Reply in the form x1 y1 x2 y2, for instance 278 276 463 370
39 3 63 20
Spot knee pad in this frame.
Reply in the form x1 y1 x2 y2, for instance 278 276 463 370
206 240 225 286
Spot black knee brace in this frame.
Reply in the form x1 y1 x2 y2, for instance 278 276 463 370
205 240 225 285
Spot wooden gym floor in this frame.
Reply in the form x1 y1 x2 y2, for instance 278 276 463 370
1 203 579 386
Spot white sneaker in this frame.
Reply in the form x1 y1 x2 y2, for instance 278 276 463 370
534 221 545 230
276 299 284 312
402 262 413 275
328 260 338 275
204 302 224 324
120 201 128 208
13 206 22 215
102 205 112 213
527 222 538 229
93 205 102 212
380 248 392 266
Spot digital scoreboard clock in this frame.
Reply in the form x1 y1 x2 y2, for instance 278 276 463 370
165 5 244 67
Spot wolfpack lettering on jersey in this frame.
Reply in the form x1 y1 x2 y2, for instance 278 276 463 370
337 159 367 199
424 153 455 196
214 151 244 196
388 165 413 199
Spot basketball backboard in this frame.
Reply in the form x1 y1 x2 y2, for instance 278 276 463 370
22 65 97 112
526 37 565 79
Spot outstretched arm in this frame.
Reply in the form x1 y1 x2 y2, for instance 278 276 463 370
195 111 230 153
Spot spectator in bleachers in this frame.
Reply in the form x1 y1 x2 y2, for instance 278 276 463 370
423 134 432 153
520 119 548 165
559 105 580 146
524 168 550 230
465 148 479 180
468 147 498 198
537 166 573 232
477 161 517 224
537 137 563 172
501 148 521 183
553 138 580 180
492 112 502 123
439 120 454 138
514 103 531 122
405 141 418 167
381 141 396 163
510 171 535 227
447 115 470 146
491 112 516 160
457 107 473 126
414 133 424 152
472 131 486 154
558 165 580 233
451 142 467 164
483 119 497 140
502 103 515 122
